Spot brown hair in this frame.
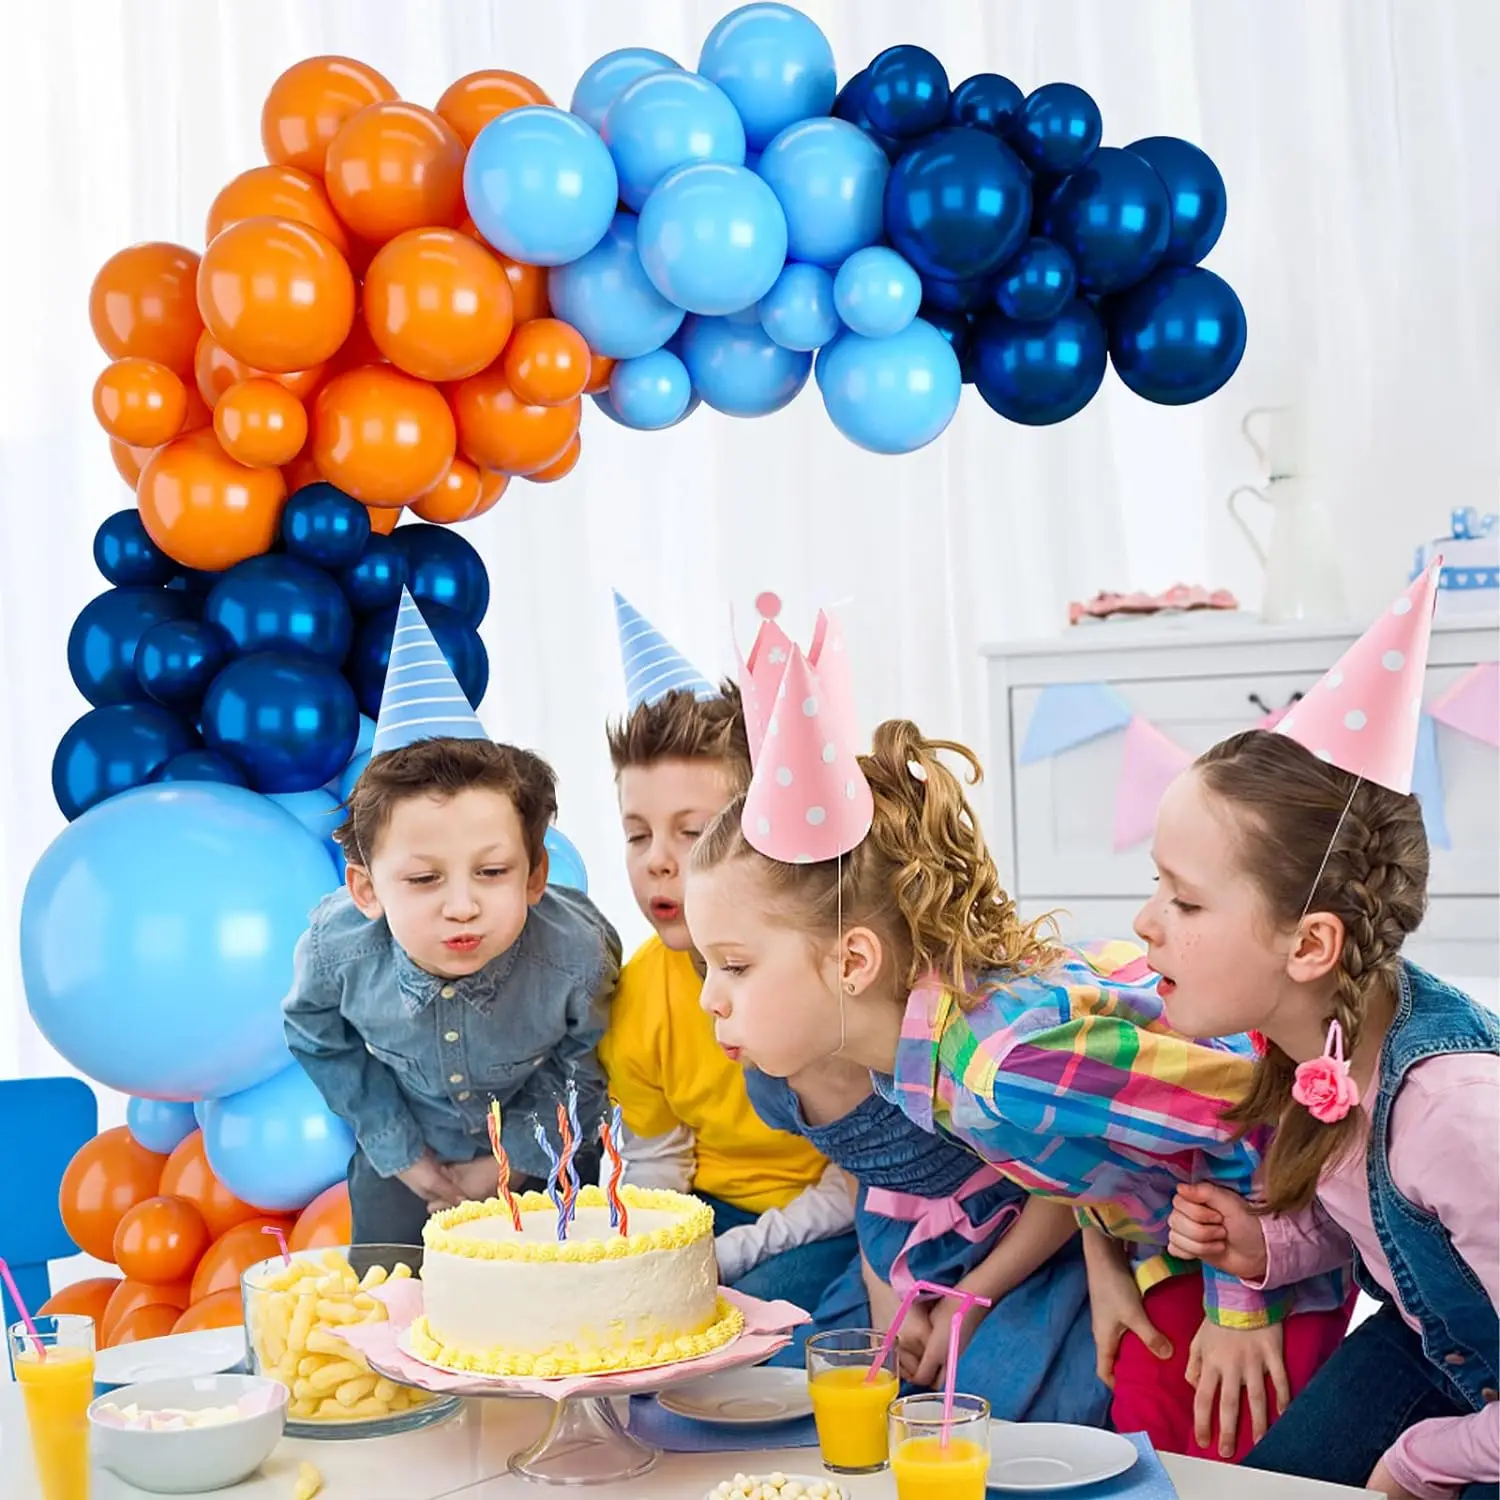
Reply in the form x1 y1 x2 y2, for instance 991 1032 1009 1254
1201 730 1429 1212
606 681 752 791
336 737 558 870
691 718 1062 999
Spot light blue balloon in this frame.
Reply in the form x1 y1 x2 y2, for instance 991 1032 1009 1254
679 314 811 416
638 163 788 316
354 714 375 758
268 788 345 878
201 1061 356 1212
756 117 889 266
571 47 682 133
544 827 589 893
126 1097 199 1154
193 1100 209 1126
464 106 618 267
833 247 922 338
609 349 693 429
758 262 839 350
818 318 962 454
20 783 337 1100
605 70 747 212
591 388 702 429
548 213 686 359
337 749 371 806
697 3 837 150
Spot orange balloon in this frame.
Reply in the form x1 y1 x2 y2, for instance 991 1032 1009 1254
59 1127 167 1264
109 1303 183 1348
471 468 511 519
198 216 355 374
194 329 325 408
411 456 483 523
313 365 456 505
178 384 214 433
322 314 387 379
113 1196 212 1285
39 1277 122 1327
363 228 514 382
366 504 401 535
526 432 582 483
452 366 580 475
435 71 552 147
261 56 397 177
138 428 288 571
288 1182 352 1252
325 102 466 244
93 358 188 447
283 450 324 493
190 1218 297 1304
102 1277 192 1346
172 1290 246 1336
502 319 590 406
159 1131 263 1241
109 438 153 488
214 378 309 466
90 242 203 375
207 164 350 256
582 353 616 395
500 255 551 323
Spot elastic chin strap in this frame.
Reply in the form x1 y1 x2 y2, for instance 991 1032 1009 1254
1300 778 1361 924
831 850 848 1059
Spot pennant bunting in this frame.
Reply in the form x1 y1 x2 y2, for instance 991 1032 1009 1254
1113 716 1195 851
1020 683 1134 764
1427 661 1499 749
1410 713 1450 851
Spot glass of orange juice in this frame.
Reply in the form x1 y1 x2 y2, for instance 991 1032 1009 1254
9 1313 97 1500
805 1328 900 1474
889 1393 991 1500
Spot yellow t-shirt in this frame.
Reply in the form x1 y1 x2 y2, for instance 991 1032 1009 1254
600 936 829 1214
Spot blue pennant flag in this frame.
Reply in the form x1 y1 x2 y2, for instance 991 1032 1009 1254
614 590 717 711
1411 712 1450 851
1020 682 1135 764
372 589 487 756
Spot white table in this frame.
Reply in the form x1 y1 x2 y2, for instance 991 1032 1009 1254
0 1386 1378 1498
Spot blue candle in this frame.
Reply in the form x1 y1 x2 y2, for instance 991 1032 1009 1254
531 1114 566 1241
564 1076 583 1223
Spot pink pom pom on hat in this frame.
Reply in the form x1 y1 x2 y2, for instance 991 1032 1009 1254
736 591 793 769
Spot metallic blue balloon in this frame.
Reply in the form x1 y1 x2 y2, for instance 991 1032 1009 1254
126 1097 199 1154
281 483 371 569
202 652 359 793
884 128 1032 283
205 555 354 664
93 510 174 587
756 117 889 267
347 602 488 720
605 69 746 212
1125 136 1227 267
165 568 219 605
608 349 693 429
817 318 962 454
154 749 249 786
53 702 197 820
973 300 1108 426
864 45 950 140
678 314 811 416
548 212 686 360
759 262 840 351
948 73 1024 135
136 618 229 709
1107 265 1247 406
337 534 407 615
919 303 974 370
1013 83 1103 176
388 523 489 628
67 587 193 707
544 826 589 893
831 70 904 159
834 246 922 338
1040 148 1171 294
994 237 1078 322
571 47 681 134
921 274 992 312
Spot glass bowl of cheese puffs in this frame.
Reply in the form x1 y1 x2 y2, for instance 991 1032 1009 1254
241 1244 459 1439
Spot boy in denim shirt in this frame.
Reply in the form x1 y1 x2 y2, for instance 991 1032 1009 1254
284 590 620 1244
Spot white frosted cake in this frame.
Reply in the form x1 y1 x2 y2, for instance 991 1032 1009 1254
410 1184 743 1377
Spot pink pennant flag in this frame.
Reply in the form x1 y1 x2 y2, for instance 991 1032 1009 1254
1427 662 1499 749
1114 716 1194 851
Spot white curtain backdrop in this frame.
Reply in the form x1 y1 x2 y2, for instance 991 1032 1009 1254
2 0 1496 1103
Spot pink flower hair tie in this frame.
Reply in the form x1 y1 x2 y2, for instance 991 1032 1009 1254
1291 1020 1360 1123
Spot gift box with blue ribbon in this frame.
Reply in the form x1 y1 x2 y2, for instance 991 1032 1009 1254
1413 507 1498 617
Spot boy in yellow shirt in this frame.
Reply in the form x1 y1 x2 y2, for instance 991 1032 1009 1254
600 593 856 1309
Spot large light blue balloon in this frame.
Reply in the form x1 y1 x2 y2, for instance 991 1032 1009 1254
679 314 811 416
548 213 685 359
756 117 889 267
638 163 788 316
464 107 618 267
544 827 589 893
758 262 839 351
338 749 371 805
21 783 336 1100
353 714 375 759
126 1097 199 1155
697 3 837 150
268 788 345 878
608 349 693 429
571 47 681 133
591 388 702 429
817 319 962 454
605 70 746 212
833 247 922 338
201 1062 355 1212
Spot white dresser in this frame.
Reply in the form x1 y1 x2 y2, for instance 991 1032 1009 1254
980 616 1499 989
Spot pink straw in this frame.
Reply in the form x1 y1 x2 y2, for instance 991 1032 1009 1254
0 1256 45 1361
261 1226 292 1267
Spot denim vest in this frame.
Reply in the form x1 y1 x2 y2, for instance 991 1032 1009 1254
1359 960 1500 1411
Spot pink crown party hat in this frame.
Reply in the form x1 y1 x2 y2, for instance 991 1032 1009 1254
735 592 793 768
1274 561 1440 794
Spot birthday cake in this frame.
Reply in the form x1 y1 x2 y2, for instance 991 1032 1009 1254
410 1185 744 1377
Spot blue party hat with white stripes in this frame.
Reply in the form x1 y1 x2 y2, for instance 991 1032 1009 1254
372 588 488 755
614 590 717 711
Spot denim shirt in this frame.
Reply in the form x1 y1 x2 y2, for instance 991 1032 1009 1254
283 886 621 1179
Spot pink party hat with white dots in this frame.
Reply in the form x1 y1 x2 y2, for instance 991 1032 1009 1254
1274 560 1440 794
736 592 794 768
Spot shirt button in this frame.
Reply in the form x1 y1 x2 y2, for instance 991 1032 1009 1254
445 1031 460 1043
449 1073 464 1084
440 985 456 1000
457 1091 471 1102
1445 1352 1467 1366
1483 1387 1498 1404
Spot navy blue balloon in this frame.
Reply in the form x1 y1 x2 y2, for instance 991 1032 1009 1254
1013 83 1103 177
885 128 1032 283
830 70 903 159
338 534 407 614
136 618 230 708
1125 136 1227 267
202 652 360 793
154 749 250 786
347 602 488 720
864 46 950 140
994 237 1078 322
920 274 992 312
918 304 973 372
1107 266 1247 406
388 524 489 628
68 587 193 707
1040 147 1171 295
204 555 353 663
973 300 1109 426
93 510 174 587
165 568 219 604
53 702 196 820
281 483 372 569
948 73 1025 135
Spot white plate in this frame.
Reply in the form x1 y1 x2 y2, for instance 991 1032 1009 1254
986 1423 1138 1492
659 1367 814 1426
94 1328 247 1388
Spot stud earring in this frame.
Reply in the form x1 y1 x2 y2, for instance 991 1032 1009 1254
844 981 856 994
